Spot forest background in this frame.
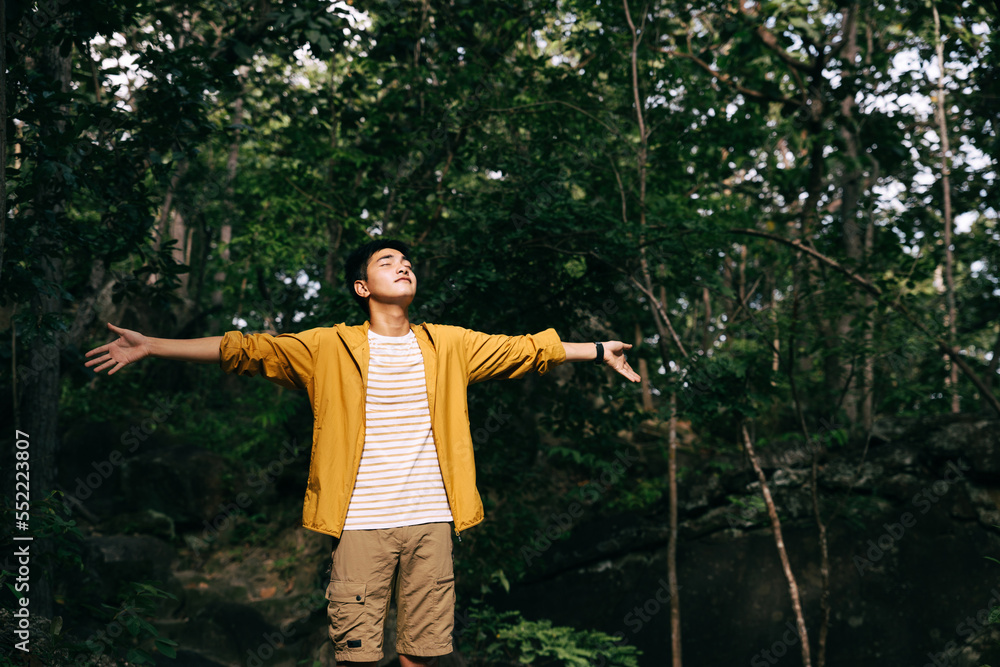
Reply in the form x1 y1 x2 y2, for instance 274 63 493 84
1 0 999 665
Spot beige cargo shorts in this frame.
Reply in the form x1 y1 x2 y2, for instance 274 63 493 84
325 522 455 662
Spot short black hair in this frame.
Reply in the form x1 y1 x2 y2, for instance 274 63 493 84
344 239 412 314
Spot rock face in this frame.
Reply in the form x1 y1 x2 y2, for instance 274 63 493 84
500 414 1000 666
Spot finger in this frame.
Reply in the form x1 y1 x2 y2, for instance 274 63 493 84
615 365 639 382
84 352 110 367
85 345 108 358
108 362 123 376
92 358 116 373
621 361 640 382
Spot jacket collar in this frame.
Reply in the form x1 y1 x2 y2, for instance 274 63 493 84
339 320 439 417
411 323 437 416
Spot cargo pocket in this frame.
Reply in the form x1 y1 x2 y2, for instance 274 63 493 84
325 580 367 604
325 580 369 647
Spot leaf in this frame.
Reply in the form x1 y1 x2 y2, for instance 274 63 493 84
496 569 510 593
232 40 254 61
156 638 179 658
123 612 141 636
126 648 153 665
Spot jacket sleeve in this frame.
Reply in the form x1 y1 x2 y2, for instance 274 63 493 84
464 327 567 384
218 329 319 390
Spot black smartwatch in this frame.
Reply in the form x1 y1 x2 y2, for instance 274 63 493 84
594 342 604 366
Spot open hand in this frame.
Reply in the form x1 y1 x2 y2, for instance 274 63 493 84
85 323 150 375
603 341 641 383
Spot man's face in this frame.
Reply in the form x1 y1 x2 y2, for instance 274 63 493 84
355 248 417 310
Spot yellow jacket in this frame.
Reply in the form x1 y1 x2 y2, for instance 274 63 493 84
219 321 566 537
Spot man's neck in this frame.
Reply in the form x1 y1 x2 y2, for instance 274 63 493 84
368 306 411 337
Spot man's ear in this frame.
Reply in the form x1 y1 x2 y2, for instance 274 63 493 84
354 280 369 298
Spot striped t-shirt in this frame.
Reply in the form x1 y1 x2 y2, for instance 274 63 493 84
342 329 454 530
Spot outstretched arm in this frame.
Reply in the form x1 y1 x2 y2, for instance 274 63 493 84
563 341 641 383
85 322 222 375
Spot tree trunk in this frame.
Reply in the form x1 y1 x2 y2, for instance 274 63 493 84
622 2 682 661
789 280 829 667
983 325 1000 412
324 70 343 288
636 322 654 411
16 34 74 621
702 286 713 354
741 424 812 667
154 160 191 295
835 1 862 428
933 1 960 413
667 391 681 663
860 13 878 434
213 85 245 307
861 156 879 433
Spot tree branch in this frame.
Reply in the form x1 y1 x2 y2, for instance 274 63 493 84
753 25 814 74
658 47 800 106
728 227 1000 417
487 100 625 140
741 424 813 667
629 276 689 359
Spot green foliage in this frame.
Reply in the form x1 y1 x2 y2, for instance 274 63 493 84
728 494 767 515
1 495 178 666
0 492 85 607
5 0 1000 655
459 603 641 667
606 476 668 512
62 581 179 665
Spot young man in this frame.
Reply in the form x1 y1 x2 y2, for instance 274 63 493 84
86 239 639 666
